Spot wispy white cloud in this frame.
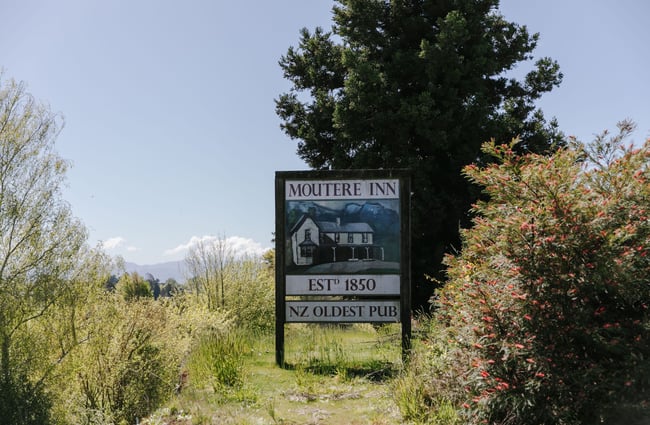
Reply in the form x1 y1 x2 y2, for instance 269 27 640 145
101 236 126 250
101 236 138 253
226 236 269 257
163 236 208 257
163 235 268 259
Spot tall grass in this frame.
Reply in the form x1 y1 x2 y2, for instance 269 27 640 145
294 325 349 374
187 329 250 393
285 324 401 380
143 323 407 424
391 318 462 425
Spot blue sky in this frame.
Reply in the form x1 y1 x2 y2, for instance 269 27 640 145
1 1 648 265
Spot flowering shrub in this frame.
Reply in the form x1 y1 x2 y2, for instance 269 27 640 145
432 122 649 424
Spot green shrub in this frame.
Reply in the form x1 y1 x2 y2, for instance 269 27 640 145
61 296 181 424
186 328 248 396
117 272 153 301
185 242 275 333
393 320 463 425
0 372 51 425
222 255 275 332
421 123 650 424
393 367 431 424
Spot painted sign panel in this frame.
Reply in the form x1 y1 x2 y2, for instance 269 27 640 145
285 179 401 278
285 300 400 323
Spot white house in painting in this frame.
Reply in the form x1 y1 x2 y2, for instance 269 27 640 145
289 214 378 266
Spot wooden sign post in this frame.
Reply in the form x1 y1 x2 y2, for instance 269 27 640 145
275 170 411 366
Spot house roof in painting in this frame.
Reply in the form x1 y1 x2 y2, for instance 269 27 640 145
318 221 373 233
290 214 374 235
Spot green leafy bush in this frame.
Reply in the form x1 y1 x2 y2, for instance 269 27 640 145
185 244 275 332
0 76 95 425
222 255 275 332
59 296 181 424
49 288 232 424
0 372 51 425
117 272 153 301
420 123 650 424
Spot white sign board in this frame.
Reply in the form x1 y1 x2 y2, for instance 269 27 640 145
286 300 400 323
286 179 399 200
286 274 400 296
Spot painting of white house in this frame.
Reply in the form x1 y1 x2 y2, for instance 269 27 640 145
285 200 400 274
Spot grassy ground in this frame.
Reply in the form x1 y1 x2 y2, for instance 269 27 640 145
143 324 407 425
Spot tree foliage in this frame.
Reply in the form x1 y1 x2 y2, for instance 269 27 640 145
420 123 649 424
117 272 153 301
50 293 183 425
160 278 182 297
0 75 90 422
185 236 233 310
0 75 270 424
144 273 161 299
185 238 275 332
48 278 235 425
276 0 563 306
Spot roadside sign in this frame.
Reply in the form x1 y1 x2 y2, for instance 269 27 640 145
275 169 411 366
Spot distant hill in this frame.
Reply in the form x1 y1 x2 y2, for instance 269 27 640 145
123 260 187 283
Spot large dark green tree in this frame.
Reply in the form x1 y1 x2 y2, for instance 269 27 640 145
276 0 563 308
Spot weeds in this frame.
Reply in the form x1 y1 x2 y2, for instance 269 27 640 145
286 324 401 380
148 323 405 424
187 329 249 395
391 319 464 425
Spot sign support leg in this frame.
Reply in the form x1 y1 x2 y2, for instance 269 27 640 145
276 322 284 367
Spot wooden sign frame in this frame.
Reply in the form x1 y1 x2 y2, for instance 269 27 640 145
275 169 411 366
